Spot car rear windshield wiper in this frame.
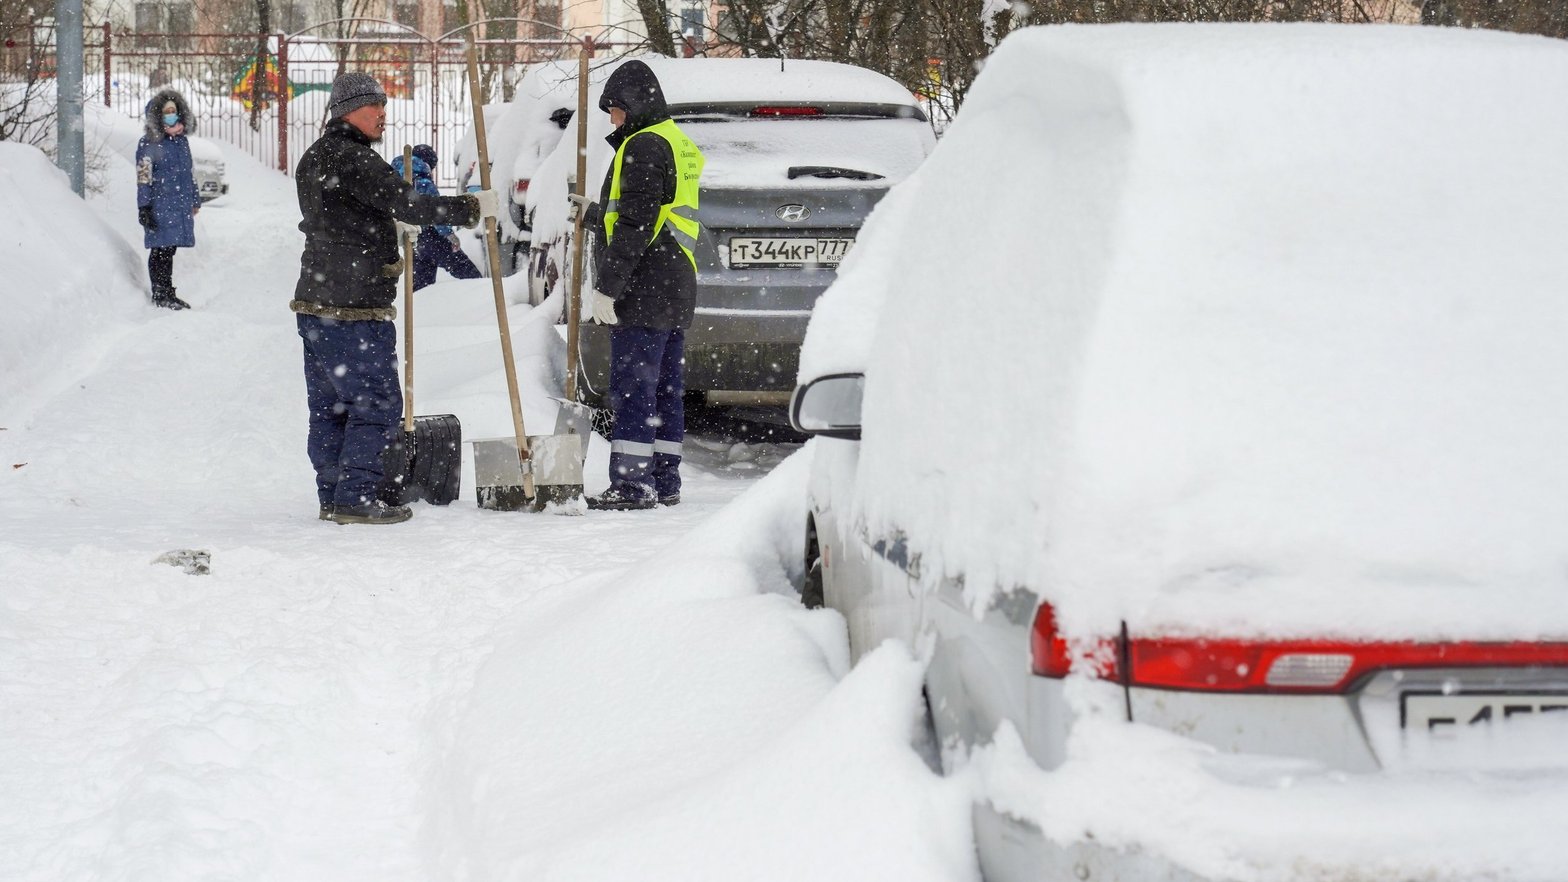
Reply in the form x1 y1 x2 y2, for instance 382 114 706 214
787 166 885 181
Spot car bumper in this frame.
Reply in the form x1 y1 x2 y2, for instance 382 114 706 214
975 802 1210 882
578 302 814 399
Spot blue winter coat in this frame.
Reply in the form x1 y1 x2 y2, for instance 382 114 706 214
137 92 200 249
389 154 454 237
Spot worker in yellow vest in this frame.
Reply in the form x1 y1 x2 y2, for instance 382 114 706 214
573 60 705 511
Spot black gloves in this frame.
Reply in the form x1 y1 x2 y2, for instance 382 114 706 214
138 205 156 230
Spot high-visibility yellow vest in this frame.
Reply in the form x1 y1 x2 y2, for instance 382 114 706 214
604 118 705 271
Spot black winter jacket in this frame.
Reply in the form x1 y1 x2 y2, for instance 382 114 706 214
592 61 696 331
294 119 479 312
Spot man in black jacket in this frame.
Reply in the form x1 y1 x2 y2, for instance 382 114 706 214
293 71 500 525
577 60 705 511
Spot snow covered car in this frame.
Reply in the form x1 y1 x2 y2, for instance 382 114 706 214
792 24 1568 882
188 135 227 203
493 63 579 275
452 75 575 278
526 56 934 411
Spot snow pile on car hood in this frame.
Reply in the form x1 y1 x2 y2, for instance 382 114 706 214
801 23 1568 640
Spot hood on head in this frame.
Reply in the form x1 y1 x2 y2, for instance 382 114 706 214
390 154 432 180
598 60 668 133
144 89 194 140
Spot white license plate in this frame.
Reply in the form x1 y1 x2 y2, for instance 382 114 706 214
1402 691 1568 732
728 236 853 268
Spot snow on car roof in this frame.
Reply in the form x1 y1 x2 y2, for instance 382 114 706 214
802 23 1568 641
639 57 921 109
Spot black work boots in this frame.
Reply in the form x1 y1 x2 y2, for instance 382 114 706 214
151 287 191 310
326 500 413 525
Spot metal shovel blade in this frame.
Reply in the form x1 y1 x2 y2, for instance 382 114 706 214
528 431 585 513
551 396 593 440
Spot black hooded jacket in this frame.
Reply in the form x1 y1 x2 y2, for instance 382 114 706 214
293 119 479 313
592 60 696 331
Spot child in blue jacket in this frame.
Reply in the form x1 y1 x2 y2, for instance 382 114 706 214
136 89 201 310
390 145 482 290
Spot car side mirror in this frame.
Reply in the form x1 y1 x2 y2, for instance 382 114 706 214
790 373 864 440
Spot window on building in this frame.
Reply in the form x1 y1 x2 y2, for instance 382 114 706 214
679 1 705 37
394 2 420 26
134 2 164 31
165 5 193 32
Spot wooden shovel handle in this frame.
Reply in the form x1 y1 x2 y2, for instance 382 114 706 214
465 33 534 499
402 143 414 434
566 47 591 402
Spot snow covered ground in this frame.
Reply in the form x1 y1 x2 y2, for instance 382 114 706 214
0 131 974 879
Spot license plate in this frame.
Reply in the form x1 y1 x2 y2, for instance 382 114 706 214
728 236 853 268
1401 691 1568 732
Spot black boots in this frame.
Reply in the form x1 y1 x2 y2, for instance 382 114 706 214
151 286 191 310
585 484 658 511
327 500 413 525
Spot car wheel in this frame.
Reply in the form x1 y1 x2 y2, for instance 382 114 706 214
802 516 824 609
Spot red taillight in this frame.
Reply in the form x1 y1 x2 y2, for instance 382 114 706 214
750 106 823 117
1031 602 1568 694
513 178 529 194
1030 603 1121 680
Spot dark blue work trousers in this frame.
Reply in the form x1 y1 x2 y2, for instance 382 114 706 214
297 314 402 507
607 326 685 499
412 228 482 291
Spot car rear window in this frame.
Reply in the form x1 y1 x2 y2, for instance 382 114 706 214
670 109 933 189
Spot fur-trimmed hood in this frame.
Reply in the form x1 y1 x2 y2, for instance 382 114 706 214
143 89 195 140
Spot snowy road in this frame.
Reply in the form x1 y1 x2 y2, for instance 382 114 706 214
0 141 974 881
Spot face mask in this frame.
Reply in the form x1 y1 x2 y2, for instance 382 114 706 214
162 113 180 127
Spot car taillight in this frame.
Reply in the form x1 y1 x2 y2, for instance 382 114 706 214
1031 602 1568 693
1030 603 1121 680
514 178 529 194
750 106 823 117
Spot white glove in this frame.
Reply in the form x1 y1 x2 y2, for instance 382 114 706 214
472 188 501 221
587 288 619 325
566 192 591 223
396 220 421 241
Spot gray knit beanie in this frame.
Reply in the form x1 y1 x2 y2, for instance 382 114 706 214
328 71 387 120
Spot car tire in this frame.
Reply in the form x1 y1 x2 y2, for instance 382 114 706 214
802 516 824 609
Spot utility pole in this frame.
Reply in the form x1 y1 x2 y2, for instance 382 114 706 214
55 0 85 197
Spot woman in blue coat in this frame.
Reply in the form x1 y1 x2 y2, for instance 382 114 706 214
136 89 201 310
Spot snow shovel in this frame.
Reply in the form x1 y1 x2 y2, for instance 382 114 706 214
533 48 599 509
382 144 462 506
462 34 583 512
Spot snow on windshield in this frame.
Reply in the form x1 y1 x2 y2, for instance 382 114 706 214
802 23 1568 641
677 116 932 188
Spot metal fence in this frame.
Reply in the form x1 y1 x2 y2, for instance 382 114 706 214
4 18 633 188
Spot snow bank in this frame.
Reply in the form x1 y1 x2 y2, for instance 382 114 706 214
802 23 1568 640
0 141 146 418
428 450 977 881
